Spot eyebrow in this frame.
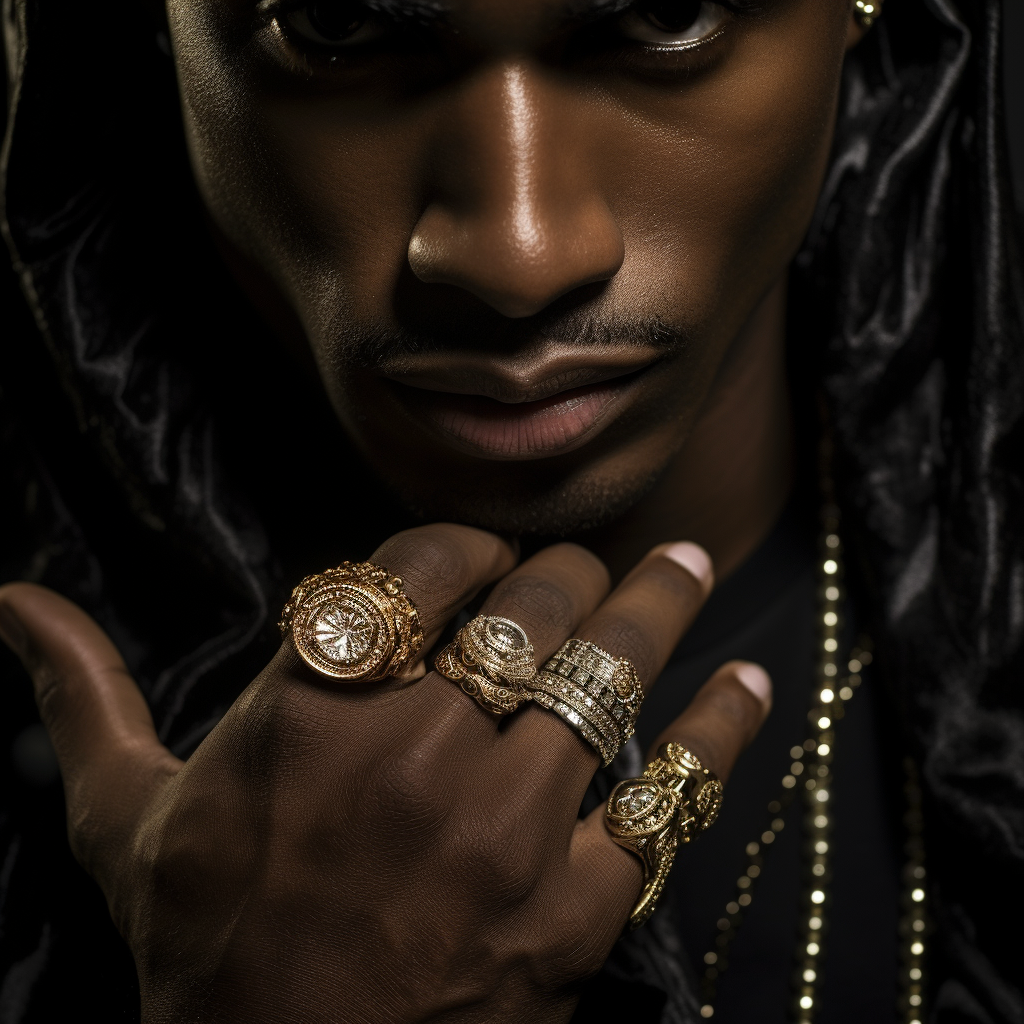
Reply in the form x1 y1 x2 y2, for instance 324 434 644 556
255 0 449 24
567 0 634 15
321 0 638 25
360 0 447 19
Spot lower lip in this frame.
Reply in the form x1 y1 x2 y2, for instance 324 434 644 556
401 379 634 459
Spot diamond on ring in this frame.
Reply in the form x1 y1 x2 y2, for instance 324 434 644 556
279 562 422 682
434 615 536 716
606 742 723 929
526 639 644 765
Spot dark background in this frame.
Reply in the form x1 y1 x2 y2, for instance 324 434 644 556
1007 0 1024 208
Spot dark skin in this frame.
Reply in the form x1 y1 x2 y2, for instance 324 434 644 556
0 1 869 1020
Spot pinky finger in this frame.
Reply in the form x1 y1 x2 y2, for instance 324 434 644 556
568 661 773 926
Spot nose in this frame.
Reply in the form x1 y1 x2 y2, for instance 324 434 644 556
408 63 624 319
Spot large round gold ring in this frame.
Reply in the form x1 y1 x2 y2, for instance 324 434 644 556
434 615 536 716
279 562 423 681
605 743 723 929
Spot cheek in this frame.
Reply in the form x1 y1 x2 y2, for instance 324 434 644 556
608 19 849 332
168 2 424 332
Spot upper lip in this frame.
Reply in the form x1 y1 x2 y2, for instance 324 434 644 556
381 347 663 404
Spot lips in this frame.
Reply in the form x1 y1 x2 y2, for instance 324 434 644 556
382 352 659 460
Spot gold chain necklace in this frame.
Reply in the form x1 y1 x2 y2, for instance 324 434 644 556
695 504 928 1022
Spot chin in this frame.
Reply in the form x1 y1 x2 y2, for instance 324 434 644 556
385 459 664 537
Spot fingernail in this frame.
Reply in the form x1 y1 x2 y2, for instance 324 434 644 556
734 662 772 708
663 542 714 593
0 603 27 659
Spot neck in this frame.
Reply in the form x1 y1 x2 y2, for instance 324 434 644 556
583 277 795 584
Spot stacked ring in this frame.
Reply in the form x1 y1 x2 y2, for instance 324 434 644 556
605 743 723 929
526 639 643 765
279 561 423 681
434 615 536 715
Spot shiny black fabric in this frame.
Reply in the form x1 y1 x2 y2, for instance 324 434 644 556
790 2 1024 1019
1 0 1022 1021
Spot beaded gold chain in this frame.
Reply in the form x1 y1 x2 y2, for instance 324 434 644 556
696 505 928 1022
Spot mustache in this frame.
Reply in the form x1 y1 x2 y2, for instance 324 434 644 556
338 311 683 369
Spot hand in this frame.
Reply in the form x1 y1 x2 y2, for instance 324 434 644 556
0 524 771 1023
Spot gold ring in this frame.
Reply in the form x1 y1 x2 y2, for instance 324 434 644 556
605 742 723 929
434 615 536 716
279 562 423 681
526 639 643 765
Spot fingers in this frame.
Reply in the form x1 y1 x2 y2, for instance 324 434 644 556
571 660 772 923
575 541 714 692
401 541 609 739
369 523 518 649
0 583 181 866
504 542 714 771
477 543 611 663
645 660 772 779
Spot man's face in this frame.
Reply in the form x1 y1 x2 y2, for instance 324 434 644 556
168 0 854 534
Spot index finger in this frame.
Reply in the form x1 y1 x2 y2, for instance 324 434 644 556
276 524 518 679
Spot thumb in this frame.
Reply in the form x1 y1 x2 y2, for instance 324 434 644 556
0 583 181 869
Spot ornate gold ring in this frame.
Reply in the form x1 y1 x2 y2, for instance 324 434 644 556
606 742 723 929
279 561 423 682
434 615 536 716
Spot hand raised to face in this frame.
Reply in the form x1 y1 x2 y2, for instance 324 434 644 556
0 524 770 1023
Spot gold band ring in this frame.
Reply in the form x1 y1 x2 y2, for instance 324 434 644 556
526 639 644 765
434 615 536 716
605 743 723 929
279 562 423 681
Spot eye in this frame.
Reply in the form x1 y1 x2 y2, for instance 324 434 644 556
618 0 728 47
282 0 385 48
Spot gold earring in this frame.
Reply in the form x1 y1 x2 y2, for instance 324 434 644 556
854 0 882 27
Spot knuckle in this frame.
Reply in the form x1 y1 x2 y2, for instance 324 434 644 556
224 681 330 773
456 813 545 909
541 543 612 592
489 575 577 633
31 663 68 730
267 685 335 753
673 730 728 780
533 900 610 986
645 558 705 607
592 615 651 668
64 795 109 874
377 528 477 603
128 808 201 911
374 740 452 841
130 782 243 901
707 666 765 729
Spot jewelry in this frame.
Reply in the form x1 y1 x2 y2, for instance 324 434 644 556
279 562 422 681
695 503 928 1024
434 615 536 716
527 639 644 765
606 743 723 930
854 0 882 27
